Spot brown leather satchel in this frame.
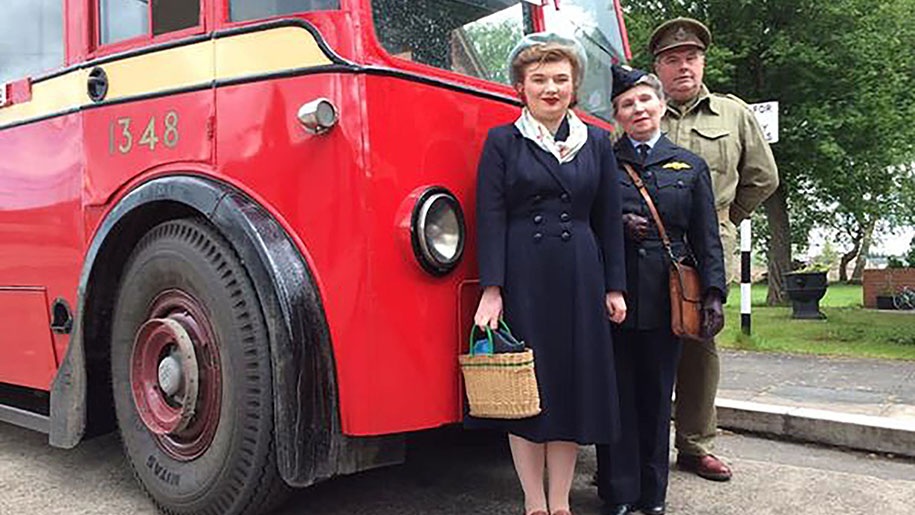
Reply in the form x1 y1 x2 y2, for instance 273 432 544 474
622 163 704 342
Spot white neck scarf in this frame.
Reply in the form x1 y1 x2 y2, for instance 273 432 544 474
515 108 588 164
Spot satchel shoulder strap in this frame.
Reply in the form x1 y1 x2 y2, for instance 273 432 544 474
621 162 674 256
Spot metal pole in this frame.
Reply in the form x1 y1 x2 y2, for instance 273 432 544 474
740 219 752 335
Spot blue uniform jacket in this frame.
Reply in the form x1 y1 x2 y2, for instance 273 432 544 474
615 134 726 331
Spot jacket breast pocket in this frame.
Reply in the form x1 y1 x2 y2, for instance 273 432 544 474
691 126 732 175
654 174 690 225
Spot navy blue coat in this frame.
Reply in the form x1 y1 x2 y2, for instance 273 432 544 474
467 120 626 444
614 135 726 331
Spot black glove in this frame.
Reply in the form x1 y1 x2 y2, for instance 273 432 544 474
622 213 650 241
701 291 725 339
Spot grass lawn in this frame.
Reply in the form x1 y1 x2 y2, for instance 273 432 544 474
720 284 915 360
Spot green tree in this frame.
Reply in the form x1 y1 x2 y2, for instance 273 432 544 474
621 0 915 303
905 236 915 267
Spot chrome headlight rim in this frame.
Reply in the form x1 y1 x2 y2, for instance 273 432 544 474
410 187 465 276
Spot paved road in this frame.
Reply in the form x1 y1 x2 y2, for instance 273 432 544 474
1 424 913 515
720 349 915 420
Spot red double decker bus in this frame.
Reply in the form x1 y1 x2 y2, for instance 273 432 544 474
0 1 628 513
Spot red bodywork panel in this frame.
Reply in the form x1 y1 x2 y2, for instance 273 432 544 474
0 114 83 384
0 289 57 390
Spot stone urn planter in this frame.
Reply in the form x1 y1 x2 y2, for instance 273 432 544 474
784 270 828 319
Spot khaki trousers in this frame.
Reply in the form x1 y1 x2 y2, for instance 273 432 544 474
673 212 736 457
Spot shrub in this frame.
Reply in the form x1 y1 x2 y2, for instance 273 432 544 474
887 256 908 268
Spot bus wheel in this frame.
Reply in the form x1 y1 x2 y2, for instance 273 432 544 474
111 218 288 515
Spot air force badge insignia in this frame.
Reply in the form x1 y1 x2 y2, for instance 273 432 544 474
662 161 692 170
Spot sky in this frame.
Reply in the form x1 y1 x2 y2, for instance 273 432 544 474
806 225 914 260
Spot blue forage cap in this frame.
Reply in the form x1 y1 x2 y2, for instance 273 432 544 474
507 31 588 84
611 64 649 100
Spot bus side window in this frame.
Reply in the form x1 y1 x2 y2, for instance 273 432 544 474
100 0 201 45
372 1 523 85
100 0 148 44
229 0 341 22
153 0 200 36
0 0 64 84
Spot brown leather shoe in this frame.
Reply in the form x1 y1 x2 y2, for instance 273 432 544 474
551 510 572 515
676 454 732 481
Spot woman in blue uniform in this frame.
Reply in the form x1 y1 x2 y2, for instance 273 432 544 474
595 66 726 515
469 33 627 515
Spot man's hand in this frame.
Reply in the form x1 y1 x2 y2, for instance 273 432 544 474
474 286 503 330
701 291 724 339
605 291 627 324
622 213 650 241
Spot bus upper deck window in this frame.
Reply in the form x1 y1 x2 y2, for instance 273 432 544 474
100 0 200 45
229 0 340 22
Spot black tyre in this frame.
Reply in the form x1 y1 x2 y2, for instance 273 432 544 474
111 218 288 515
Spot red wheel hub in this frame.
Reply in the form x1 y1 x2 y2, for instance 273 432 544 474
130 290 222 461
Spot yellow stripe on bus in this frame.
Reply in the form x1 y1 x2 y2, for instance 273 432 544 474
215 26 333 79
104 41 215 101
0 70 89 125
0 25 335 128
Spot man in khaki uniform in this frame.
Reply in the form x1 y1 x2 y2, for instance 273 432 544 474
650 17 779 481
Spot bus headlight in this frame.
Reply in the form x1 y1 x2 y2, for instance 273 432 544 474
411 188 465 275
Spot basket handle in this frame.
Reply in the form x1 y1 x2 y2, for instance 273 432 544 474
469 320 523 354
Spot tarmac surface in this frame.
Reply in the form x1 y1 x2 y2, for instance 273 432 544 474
1 349 914 514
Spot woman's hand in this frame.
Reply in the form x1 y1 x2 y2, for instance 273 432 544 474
622 213 650 241
474 286 503 330
605 291 627 324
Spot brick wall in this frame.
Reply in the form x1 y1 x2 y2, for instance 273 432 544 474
862 268 915 308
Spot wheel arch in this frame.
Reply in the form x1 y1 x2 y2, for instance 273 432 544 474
49 174 344 486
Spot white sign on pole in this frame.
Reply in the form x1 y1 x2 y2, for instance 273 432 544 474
748 101 779 143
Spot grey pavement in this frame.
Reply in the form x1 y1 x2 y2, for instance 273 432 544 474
1 422 914 515
717 349 915 457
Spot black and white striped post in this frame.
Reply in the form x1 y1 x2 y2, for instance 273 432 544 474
740 219 752 334
743 100 778 335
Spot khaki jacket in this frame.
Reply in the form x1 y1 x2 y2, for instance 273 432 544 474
661 85 779 226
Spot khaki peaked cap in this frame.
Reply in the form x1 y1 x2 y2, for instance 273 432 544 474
649 17 711 56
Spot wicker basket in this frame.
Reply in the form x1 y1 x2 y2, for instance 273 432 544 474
459 348 541 419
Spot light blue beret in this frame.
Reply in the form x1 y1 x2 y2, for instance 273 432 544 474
507 31 588 84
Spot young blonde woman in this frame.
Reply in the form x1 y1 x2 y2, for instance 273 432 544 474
468 32 627 515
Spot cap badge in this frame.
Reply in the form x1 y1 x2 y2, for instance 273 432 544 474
674 27 688 41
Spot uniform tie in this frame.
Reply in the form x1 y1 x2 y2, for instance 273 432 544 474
637 143 650 164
